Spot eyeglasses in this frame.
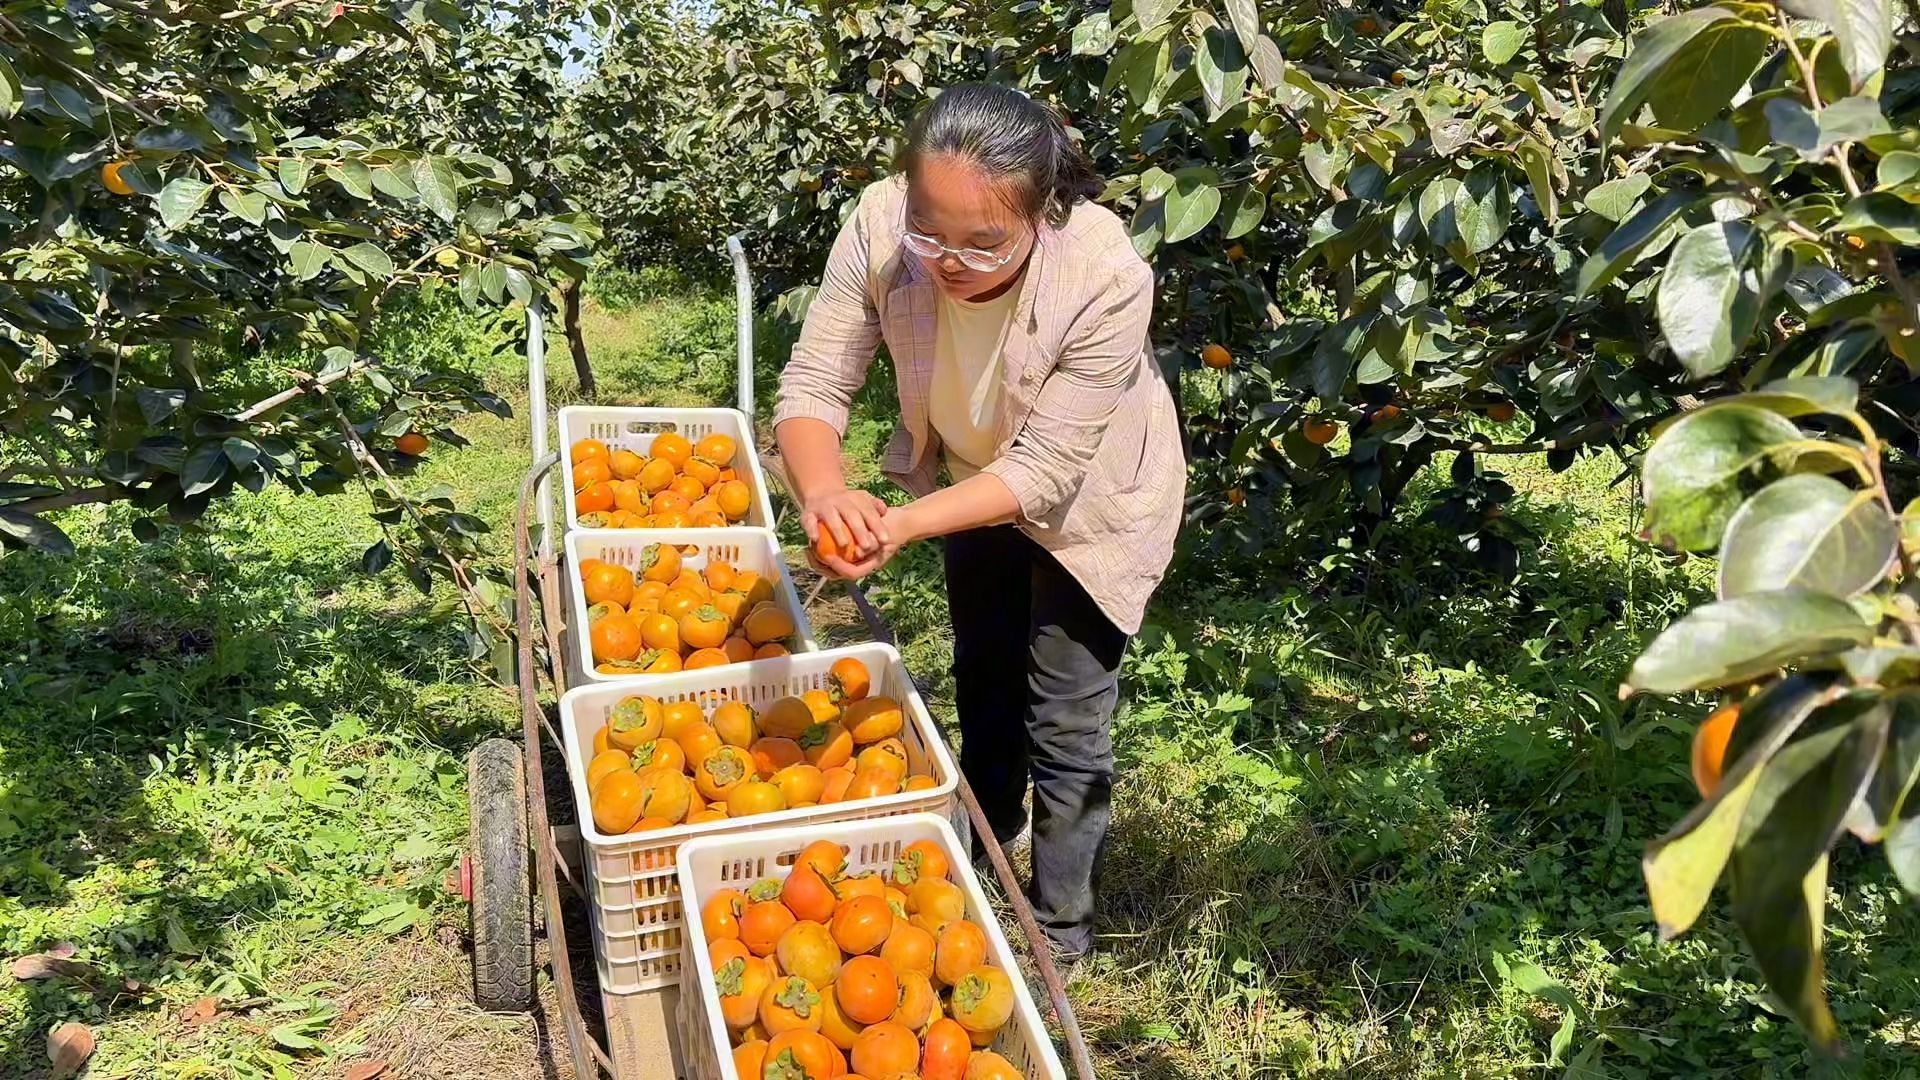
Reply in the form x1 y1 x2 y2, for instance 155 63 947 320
901 229 1021 273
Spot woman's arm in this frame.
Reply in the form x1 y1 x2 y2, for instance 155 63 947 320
775 417 890 569
820 471 1021 579
890 473 1021 545
773 183 895 571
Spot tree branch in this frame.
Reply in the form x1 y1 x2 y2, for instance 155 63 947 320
7 485 127 515
234 359 371 421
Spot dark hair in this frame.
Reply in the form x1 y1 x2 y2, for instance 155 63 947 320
898 83 1103 225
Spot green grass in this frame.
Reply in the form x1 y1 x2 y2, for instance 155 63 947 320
7 282 1920 1077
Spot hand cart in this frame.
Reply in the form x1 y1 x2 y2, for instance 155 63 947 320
459 234 1100 1078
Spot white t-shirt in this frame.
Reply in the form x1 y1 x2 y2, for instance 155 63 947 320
929 285 1020 482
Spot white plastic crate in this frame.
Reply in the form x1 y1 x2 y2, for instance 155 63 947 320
675 814 1068 1080
565 528 816 684
558 643 965 993
557 405 777 532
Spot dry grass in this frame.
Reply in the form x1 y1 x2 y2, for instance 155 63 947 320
296 931 575 1080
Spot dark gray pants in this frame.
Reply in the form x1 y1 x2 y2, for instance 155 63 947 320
943 525 1127 958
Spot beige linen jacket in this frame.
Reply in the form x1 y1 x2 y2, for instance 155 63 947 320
773 176 1185 635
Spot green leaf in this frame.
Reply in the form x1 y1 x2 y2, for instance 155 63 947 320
1888 812 1920 895
1878 150 1920 188
1070 12 1117 56
1835 191 1920 243
1453 168 1510 256
477 261 507 304
372 163 419 200
1717 474 1898 599
1599 7 1742 144
1221 185 1266 239
157 177 213 231
0 56 21 119
0 508 74 555
1786 0 1892 90
1655 221 1764 379
1222 0 1285 89
1729 702 1886 1051
216 188 268 226
362 539 393 574
1305 314 1374 402
1517 138 1558 226
1846 691 1920 842
1643 675 1834 938
414 155 460 223
1583 174 1650 222
1748 375 1860 418
342 242 396 280
278 157 311 196
1575 188 1699 297
1163 170 1222 244
136 388 186 425
1624 589 1874 695
1197 26 1249 119
1133 0 1178 33
502 266 534 305
1418 177 1466 250
181 442 229 497
327 159 375 200
222 437 260 470
1140 166 1175 202
1481 21 1524 65
1643 16 1771 134
1766 94 1890 162
463 199 506 234
289 241 329 281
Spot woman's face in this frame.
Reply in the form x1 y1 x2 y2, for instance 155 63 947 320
905 154 1036 301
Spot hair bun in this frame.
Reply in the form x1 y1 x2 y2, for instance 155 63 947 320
897 82 1103 225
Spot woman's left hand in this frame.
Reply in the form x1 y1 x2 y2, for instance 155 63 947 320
819 504 918 580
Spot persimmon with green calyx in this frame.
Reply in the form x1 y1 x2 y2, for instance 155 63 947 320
949 966 1015 1040
891 840 950 887
760 974 825 1035
679 604 731 650
606 695 663 751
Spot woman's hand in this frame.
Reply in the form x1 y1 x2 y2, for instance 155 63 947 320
802 488 893 579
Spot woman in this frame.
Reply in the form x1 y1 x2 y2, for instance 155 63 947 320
773 83 1185 961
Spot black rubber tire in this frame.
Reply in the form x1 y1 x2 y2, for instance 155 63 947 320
468 738 534 1012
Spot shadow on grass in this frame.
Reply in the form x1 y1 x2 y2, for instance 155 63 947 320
0 518 516 1071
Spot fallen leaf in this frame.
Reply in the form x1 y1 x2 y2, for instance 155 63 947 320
345 1061 389 1080
11 953 97 981
47 1022 94 1078
180 996 220 1027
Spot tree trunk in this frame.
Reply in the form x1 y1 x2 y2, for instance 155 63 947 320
561 279 594 397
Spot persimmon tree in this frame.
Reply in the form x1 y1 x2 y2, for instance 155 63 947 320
0 0 596 659
592 1 1670 566
569 0 1920 1045
1606 0 1918 1051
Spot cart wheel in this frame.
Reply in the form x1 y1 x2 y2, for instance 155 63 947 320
467 738 534 1012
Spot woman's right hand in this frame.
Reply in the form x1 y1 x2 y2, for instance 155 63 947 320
802 488 891 578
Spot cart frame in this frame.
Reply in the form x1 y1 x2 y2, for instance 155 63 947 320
489 234 1098 1079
